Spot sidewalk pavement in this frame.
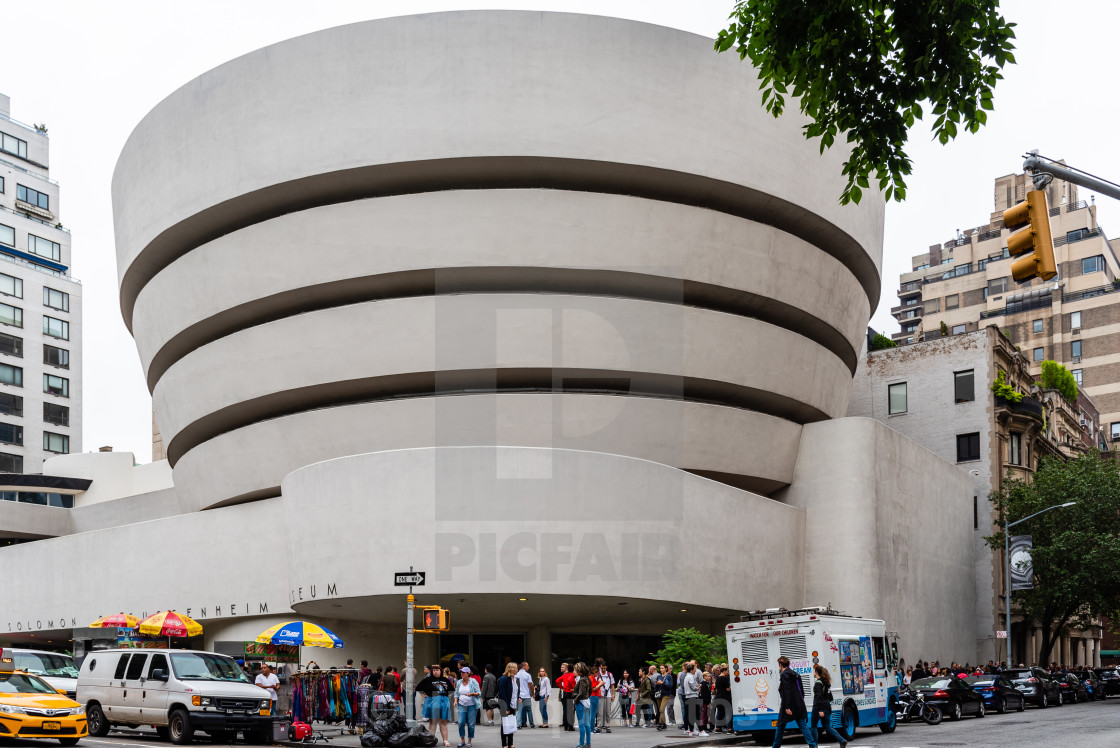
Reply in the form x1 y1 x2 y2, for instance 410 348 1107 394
280 722 747 748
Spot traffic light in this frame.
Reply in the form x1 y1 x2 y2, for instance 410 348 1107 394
420 607 451 632
1004 190 1056 282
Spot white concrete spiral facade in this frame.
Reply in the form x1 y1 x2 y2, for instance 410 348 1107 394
113 11 884 511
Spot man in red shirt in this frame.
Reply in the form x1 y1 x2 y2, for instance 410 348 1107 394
556 663 577 732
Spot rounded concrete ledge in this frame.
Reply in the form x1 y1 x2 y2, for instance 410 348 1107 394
154 293 850 461
132 190 870 388
113 11 883 328
170 393 804 511
280 446 806 612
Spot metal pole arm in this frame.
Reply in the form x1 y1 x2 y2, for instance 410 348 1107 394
1023 153 1120 202
1008 501 1076 530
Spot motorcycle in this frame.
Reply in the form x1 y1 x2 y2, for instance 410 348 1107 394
895 686 943 725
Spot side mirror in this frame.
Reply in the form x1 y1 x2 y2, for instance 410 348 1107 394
150 669 169 682
890 642 898 662
57 688 68 695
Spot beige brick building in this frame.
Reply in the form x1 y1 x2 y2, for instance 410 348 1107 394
891 171 1118 447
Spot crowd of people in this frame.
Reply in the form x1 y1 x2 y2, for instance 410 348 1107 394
897 658 1097 684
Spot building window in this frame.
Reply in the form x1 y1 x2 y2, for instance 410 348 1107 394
42 316 68 340
43 344 68 369
924 298 941 314
988 277 1009 296
0 423 22 446
1071 311 1082 329
0 303 22 329
0 223 13 248
1033 319 1043 333
0 133 27 160
43 402 68 427
43 373 68 398
978 259 988 270
957 432 981 462
888 382 907 415
0 332 21 358
1073 369 1083 386
974 495 979 530
952 324 967 335
1072 340 1082 359
955 370 975 403
16 184 49 211
1082 255 1104 274
1113 423 1120 442
945 294 959 310
0 363 22 388
0 393 22 417
42 287 68 312
27 235 60 262
904 298 917 306
42 431 68 454
0 273 22 299
903 310 916 319
0 452 23 473
0 176 3 193
1009 432 1022 465
942 258 953 265
1034 347 1044 362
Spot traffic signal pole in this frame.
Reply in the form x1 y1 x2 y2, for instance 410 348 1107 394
405 593 415 723
1023 152 1120 201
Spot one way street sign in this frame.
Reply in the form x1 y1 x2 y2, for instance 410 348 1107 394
395 571 426 586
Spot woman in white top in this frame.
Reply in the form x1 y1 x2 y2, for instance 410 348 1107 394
455 667 481 748
536 667 552 728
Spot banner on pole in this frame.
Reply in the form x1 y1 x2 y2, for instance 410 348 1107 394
1010 535 1034 591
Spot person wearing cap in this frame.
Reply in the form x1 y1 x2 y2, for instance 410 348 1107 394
455 666 481 748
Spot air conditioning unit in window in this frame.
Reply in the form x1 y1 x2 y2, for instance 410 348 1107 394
1072 328 1081 335
1073 356 1082 363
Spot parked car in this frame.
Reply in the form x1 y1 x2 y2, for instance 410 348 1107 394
1004 667 1062 708
1079 670 1108 701
6 649 79 698
77 648 272 745
909 676 986 720
1053 673 1088 703
964 675 1025 713
1093 667 1120 697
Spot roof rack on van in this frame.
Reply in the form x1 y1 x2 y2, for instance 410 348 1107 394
739 605 847 622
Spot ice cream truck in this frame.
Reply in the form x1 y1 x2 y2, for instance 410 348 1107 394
724 607 899 743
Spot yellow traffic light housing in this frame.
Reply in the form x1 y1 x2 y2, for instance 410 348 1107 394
1004 190 1056 282
419 607 451 632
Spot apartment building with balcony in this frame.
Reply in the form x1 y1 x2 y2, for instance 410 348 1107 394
849 326 1105 667
891 170 1120 445
0 94 82 478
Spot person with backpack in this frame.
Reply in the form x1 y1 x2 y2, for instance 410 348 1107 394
772 656 817 748
481 665 498 726
810 664 845 748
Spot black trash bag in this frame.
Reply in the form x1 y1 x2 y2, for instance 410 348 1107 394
408 726 437 748
386 732 417 748
370 719 395 739
360 733 385 748
386 715 408 735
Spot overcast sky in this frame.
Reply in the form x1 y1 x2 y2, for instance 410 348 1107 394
2 0 1115 463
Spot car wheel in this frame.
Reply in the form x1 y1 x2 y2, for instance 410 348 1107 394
839 703 858 741
996 696 1005 714
879 698 897 733
59 740 81 746
1057 691 1064 706
1017 695 1025 712
1039 692 1048 708
976 700 985 718
950 701 962 721
85 703 110 738
168 709 194 745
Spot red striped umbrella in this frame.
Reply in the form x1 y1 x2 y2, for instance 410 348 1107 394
136 610 203 638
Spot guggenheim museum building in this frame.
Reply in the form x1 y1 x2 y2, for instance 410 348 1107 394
1 12 976 673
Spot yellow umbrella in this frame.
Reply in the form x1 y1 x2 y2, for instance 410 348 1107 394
136 610 203 645
88 613 140 628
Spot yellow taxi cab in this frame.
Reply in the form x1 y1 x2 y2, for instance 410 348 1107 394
0 648 87 745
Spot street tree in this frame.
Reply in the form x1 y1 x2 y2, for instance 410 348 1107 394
647 627 725 667
986 453 1120 664
715 1 1017 204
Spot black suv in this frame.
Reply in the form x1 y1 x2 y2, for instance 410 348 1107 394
1093 668 1120 697
1005 667 1063 707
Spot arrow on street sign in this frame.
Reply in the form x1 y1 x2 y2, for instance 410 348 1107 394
395 571 426 586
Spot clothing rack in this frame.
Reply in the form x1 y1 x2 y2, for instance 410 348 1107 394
290 669 361 724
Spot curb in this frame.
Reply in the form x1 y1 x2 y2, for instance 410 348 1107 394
653 733 751 748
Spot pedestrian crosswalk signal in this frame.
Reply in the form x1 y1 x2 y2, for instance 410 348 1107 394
1004 190 1057 282
421 608 451 632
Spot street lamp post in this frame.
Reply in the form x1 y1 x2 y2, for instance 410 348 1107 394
1004 501 1077 664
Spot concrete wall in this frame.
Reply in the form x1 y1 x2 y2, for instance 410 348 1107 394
111 11 883 510
846 330 1001 662
46 451 173 506
780 418 977 664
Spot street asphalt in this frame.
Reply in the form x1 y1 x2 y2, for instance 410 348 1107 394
7 697 1119 748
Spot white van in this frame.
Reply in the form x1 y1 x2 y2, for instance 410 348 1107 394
8 649 80 697
77 648 273 745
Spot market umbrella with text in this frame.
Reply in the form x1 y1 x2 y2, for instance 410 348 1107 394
136 610 203 645
256 621 343 670
88 613 140 629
